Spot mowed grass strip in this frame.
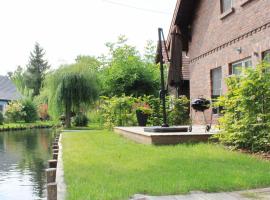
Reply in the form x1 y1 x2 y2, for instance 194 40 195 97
62 130 270 200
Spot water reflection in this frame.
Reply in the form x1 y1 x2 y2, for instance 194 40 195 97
0 129 54 200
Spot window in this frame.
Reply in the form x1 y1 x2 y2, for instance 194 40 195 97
263 50 270 72
263 50 270 63
211 67 222 114
221 0 233 13
211 67 222 99
230 58 252 75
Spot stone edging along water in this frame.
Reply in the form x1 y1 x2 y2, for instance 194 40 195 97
46 130 66 200
45 131 61 200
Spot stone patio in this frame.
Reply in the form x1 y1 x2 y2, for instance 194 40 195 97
114 126 219 145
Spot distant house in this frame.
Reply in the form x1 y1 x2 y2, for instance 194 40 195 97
159 0 270 124
0 76 22 113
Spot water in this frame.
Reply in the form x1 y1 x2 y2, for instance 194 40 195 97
0 129 55 200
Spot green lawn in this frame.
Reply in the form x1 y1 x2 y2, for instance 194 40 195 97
64 123 103 131
62 130 270 200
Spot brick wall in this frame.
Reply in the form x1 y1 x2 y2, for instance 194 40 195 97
187 0 270 124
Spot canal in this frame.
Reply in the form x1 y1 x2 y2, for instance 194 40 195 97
0 129 55 200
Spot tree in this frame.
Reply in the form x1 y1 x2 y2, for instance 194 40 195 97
24 43 50 96
100 36 160 97
75 55 101 72
56 72 99 127
143 40 157 64
43 61 99 127
8 66 30 96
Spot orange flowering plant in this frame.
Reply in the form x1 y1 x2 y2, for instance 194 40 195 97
133 102 152 115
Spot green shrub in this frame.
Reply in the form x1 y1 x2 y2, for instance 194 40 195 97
215 61 270 152
0 112 4 125
5 101 26 122
99 96 137 129
99 95 191 129
168 96 190 126
73 113 89 127
21 99 38 123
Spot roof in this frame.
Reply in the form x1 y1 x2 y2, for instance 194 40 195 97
167 0 198 49
156 0 198 81
0 76 22 101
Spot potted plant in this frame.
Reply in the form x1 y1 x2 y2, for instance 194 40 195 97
135 103 152 126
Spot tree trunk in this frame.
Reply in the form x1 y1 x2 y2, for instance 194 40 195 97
65 107 71 128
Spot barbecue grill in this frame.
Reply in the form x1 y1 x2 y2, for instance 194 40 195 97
189 97 212 132
191 98 210 112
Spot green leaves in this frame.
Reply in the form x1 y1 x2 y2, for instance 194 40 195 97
43 59 100 127
216 62 270 152
99 95 190 129
100 37 160 97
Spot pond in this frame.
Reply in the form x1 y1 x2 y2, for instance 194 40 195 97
0 129 55 200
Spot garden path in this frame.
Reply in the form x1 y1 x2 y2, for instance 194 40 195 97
131 188 270 200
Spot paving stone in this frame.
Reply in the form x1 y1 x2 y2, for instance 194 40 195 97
130 188 270 200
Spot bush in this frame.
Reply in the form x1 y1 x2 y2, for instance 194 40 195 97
215 62 270 152
73 113 89 127
99 96 137 129
99 95 190 129
21 99 38 123
5 101 26 122
0 112 4 125
144 95 190 126
168 96 190 126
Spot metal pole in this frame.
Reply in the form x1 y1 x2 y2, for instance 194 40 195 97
158 28 169 127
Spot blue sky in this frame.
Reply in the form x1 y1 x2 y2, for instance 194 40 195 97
0 0 176 75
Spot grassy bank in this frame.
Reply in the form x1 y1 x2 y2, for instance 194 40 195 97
0 121 56 131
62 130 270 200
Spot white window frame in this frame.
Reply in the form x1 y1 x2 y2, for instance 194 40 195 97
221 0 233 13
231 57 252 75
211 67 223 115
211 67 222 98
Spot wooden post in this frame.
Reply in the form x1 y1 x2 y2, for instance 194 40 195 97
53 153 58 160
46 168 56 183
53 149 59 154
53 142 58 146
48 160 57 168
47 182 57 200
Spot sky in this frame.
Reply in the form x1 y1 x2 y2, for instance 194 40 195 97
0 0 176 75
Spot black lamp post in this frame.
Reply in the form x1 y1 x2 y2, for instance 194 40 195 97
158 28 169 127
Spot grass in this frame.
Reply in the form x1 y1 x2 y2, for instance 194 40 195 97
0 120 56 129
62 130 270 200
64 123 103 131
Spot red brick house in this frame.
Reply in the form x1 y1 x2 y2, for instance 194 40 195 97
161 0 270 124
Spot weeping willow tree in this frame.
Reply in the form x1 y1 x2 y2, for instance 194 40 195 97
57 73 98 127
44 63 99 127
